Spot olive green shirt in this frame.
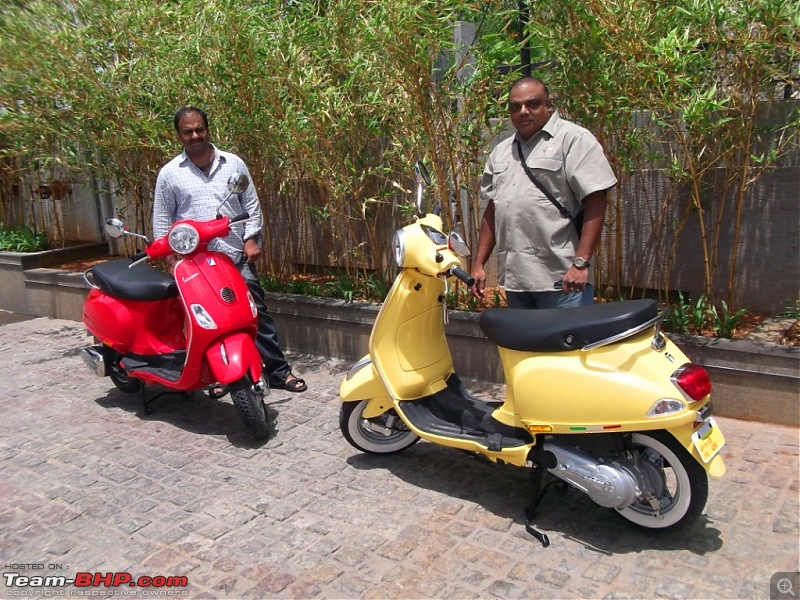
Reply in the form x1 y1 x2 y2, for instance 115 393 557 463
481 111 617 292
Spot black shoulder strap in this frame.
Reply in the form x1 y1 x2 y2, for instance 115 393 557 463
514 138 574 222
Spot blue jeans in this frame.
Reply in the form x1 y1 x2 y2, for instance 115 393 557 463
506 284 594 309
238 261 292 386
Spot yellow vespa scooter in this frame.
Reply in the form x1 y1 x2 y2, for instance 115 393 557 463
339 162 726 545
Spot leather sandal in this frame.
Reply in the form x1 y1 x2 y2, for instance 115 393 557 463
272 374 307 392
208 383 229 399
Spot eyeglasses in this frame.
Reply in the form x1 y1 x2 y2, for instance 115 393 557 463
509 99 545 113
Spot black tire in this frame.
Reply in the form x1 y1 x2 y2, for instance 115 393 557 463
616 430 709 530
339 400 420 454
230 377 272 440
108 355 142 394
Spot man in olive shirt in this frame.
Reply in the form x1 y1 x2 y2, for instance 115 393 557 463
470 77 617 309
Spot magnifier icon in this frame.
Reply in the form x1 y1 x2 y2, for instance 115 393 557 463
778 578 796 597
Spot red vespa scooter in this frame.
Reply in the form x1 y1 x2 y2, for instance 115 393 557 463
80 173 272 439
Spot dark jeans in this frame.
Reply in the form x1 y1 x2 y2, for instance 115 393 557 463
506 284 595 309
238 261 292 387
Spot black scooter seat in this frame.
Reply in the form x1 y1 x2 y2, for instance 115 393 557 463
90 259 178 301
479 299 658 352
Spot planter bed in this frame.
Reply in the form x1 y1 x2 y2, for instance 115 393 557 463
0 243 106 315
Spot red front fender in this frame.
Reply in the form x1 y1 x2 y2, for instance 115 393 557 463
205 332 263 385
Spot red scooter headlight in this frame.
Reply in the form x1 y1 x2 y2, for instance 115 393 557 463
169 223 200 255
672 364 712 401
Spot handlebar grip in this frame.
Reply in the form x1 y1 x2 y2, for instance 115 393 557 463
230 212 250 224
451 267 475 287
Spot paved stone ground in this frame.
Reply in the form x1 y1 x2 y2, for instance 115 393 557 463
0 316 798 599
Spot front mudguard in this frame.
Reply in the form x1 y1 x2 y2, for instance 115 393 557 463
340 356 392 418
205 332 263 385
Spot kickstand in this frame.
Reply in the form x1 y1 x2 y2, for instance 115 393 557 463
139 387 193 416
524 464 552 547
139 386 154 416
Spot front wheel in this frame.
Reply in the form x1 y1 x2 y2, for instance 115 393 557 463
340 400 420 454
616 431 708 529
230 377 272 440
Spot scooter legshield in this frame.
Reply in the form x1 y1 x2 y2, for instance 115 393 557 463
205 332 263 385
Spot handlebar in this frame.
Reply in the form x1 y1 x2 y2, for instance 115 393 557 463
229 212 250 225
451 267 475 287
128 251 149 268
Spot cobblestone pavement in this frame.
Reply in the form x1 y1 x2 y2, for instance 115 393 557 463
1 316 798 599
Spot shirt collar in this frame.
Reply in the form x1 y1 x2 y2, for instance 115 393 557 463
179 144 221 167
515 111 561 146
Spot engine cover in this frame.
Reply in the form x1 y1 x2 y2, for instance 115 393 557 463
541 438 639 508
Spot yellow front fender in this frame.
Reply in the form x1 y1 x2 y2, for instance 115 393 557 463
339 356 392 418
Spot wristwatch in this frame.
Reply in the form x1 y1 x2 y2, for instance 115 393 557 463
573 256 590 270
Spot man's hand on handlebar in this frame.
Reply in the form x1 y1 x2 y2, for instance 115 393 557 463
470 266 486 300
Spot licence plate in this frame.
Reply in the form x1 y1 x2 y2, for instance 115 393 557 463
692 417 725 463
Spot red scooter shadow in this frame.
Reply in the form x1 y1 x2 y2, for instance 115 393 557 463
345 442 723 555
94 385 279 448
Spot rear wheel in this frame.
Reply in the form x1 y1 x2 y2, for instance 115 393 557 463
339 400 420 454
230 377 272 440
616 431 708 529
108 353 142 394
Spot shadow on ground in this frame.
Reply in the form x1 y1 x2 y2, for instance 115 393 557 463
347 441 724 556
93 385 280 449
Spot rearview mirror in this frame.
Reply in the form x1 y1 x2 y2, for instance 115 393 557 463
414 162 431 187
104 218 126 239
217 172 250 216
448 231 471 258
414 161 431 215
227 172 249 194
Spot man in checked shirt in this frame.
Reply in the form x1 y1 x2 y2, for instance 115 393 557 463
152 106 307 394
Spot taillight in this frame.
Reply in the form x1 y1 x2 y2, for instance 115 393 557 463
672 364 712 401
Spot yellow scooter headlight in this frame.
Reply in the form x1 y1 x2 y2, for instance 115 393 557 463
392 229 406 267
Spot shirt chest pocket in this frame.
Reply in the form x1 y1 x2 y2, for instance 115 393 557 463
489 160 513 192
491 160 511 176
525 156 566 198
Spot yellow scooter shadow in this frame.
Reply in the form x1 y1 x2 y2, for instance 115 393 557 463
345 441 723 555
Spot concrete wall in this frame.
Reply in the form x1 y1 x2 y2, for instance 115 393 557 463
0 244 103 315
4 176 107 245
610 165 800 313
